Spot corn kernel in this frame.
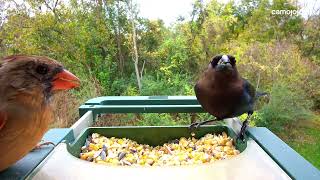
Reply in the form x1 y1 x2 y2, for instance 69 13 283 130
218 139 228 146
226 141 233 147
233 150 240 155
110 158 119 165
89 143 100 151
224 146 231 152
80 153 88 160
222 132 227 138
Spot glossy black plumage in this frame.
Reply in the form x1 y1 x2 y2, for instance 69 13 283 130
191 55 266 140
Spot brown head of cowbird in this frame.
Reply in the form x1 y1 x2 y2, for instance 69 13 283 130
0 55 80 171
191 55 267 141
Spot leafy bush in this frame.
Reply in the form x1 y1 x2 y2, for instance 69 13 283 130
136 113 216 126
140 74 194 96
137 114 179 126
110 77 136 96
254 83 314 131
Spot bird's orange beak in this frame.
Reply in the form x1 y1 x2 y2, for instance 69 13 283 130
52 69 80 91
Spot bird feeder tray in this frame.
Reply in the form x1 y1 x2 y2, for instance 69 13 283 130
0 96 319 180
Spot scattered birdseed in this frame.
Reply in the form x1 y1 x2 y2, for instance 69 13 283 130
79 132 240 166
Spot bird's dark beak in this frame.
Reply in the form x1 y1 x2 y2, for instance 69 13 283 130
52 69 80 91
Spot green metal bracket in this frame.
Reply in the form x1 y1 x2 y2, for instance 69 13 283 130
83 96 200 105
79 96 206 120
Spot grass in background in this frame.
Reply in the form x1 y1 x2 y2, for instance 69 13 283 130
276 116 320 170
92 113 213 127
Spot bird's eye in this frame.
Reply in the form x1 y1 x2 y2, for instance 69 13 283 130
228 56 236 64
36 65 49 75
211 55 223 67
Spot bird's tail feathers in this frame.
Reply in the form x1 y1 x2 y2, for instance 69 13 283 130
255 91 269 98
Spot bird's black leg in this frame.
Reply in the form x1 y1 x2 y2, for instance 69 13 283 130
237 112 253 141
189 118 222 130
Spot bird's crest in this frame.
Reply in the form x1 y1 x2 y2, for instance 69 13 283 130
1 55 62 68
2 55 30 62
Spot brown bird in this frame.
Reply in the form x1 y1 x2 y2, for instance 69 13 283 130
191 55 267 141
0 55 80 171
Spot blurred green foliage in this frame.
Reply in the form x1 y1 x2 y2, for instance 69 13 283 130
137 114 181 126
253 83 315 131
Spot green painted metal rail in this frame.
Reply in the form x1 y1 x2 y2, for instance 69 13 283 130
83 96 200 105
79 96 205 118
248 127 320 180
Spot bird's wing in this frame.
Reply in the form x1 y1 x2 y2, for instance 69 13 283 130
0 111 7 130
242 78 256 98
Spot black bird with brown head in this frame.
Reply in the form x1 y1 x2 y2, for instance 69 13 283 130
191 55 266 141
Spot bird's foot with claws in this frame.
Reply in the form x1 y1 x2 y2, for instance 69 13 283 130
189 119 219 131
32 141 56 151
236 132 245 142
189 122 202 130
236 120 248 142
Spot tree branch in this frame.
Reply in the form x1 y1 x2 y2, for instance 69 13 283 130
256 72 261 91
140 60 145 80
